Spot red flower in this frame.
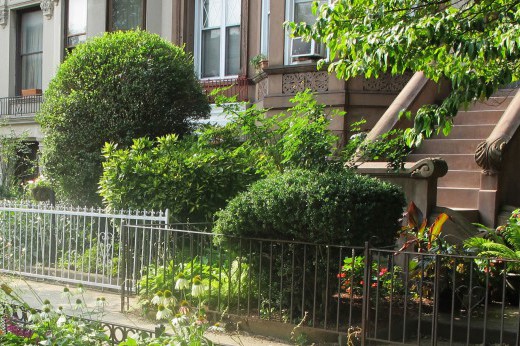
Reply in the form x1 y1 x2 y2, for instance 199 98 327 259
379 268 388 276
360 280 364 285
337 273 346 278
371 282 378 288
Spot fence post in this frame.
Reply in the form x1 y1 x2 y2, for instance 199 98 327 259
432 254 441 345
361 241 371 345
120 221 126 313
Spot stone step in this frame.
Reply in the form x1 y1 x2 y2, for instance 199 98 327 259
451 208 480 223
407 154 479 171
438 170 481 189
437 187 479 209
454 110 503 125
432 124 495 140
466 94 515 111
413 139 482 155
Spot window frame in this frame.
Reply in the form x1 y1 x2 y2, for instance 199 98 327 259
107 0 146 32
284 0 328 65
16 7 43 95
64 0 88 53
195 0 242 80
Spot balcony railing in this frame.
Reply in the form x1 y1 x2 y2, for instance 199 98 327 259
0 95 43 117
200 76 249 103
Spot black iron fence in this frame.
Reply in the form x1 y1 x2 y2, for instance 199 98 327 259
120 224 520 345
0 95 43 117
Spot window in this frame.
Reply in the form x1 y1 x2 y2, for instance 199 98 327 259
286 0 326 64
19 9 43 92
260 0 269 56
198 0 241 78
65 0 87 50
108 0 145 31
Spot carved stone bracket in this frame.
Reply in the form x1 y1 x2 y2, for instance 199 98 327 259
282 72 328 94
41 0 54 19
257 78 268 101
409 158 448 179
0 3 8 28
475 137 508 175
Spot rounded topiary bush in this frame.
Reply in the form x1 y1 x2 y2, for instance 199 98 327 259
38 30 210 205
214 168 405 246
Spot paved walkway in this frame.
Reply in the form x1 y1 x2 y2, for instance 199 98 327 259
1 275 291 346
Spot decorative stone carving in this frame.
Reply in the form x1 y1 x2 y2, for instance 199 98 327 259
409 158 448 179
475 137 508 175
0 3 8 28
257 78 268 101
363 71 414 92
282 72 328 94
41 0 54 19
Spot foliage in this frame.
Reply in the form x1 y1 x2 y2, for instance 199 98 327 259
138 253 254 311
121 280 218 346
288 0 520 146
249 53 267 70
100 91 342 221
214 168 405 247
100 134 259 222
399 202 451 253
24 176 54 202
337 256 404 298
0 128 35 199
0 282 109 345
38 30 210 205
343 120 411 170
465 209 520 270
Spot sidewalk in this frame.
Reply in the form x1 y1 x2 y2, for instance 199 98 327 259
2 275 292 346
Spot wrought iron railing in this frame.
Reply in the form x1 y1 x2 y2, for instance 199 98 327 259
119 224 520 344
1 303 162 345
0 95 43 117
0 202 168 291
200 76 249 103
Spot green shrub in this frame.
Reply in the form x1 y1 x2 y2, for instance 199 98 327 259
214 168 405 247
100 134 259 222
38 30 210 205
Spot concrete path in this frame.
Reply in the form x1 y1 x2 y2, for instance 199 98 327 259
1 275 292 346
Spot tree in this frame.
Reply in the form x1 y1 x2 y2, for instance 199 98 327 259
289 0 520 146
37 30 210 205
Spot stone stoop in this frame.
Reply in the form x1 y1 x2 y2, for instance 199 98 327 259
407 92 517 224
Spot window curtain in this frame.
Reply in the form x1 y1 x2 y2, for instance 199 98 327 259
21 11 43 90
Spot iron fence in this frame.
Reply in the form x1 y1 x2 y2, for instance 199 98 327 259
1 303 163 345
0 95 43 117
0 202 168 290
120 224 520 345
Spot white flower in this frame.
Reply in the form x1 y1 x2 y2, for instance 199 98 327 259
41 299 52 311
207 323 225 333
40 307 52 321
76 284 85 294
162 290 176 307
61 287 72 299
191 276 205 298
73 298 86 310
151 291 163 306
175 274 190 290
56 314 67 327
28 310 41 323
156 305 173 321
96 297 108 308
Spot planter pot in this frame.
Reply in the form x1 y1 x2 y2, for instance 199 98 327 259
259 60 268 70
21 89 42 96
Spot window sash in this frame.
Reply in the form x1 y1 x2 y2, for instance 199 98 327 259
20 10 43 90
66 0 87 49
108 0 146 31
198 0 241 78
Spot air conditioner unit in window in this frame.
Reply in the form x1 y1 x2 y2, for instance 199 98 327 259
291 37 326 59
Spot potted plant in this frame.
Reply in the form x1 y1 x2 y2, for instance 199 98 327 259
250 54 268 73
